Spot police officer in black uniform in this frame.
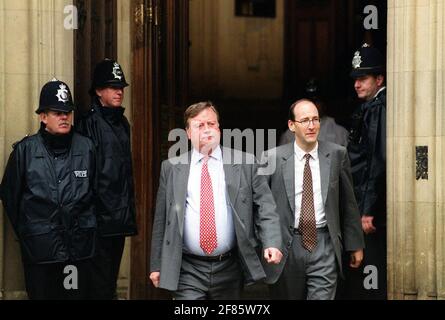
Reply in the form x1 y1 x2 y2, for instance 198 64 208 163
343 44 387 300
76 59 137 299
0 79 97 300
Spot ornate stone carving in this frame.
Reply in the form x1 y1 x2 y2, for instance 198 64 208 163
416 146 428 180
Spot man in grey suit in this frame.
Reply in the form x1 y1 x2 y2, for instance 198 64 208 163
149 101 283 300
263 99 364 300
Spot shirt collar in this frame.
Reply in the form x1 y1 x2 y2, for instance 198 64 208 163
373 86 386 99
294 141 318 161
191 145 222 165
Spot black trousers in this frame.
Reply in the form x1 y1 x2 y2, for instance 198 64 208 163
23 260 91 300
338 229 387 300
88 235 126 300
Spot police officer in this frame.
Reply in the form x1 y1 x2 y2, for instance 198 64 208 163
0 79 97 300
343 44 387 300
76 59 137 299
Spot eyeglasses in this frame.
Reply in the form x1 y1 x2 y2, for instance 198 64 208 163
293 117 320 127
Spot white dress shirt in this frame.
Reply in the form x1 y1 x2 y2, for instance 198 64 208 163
373 86 386 99
294 142 327 229
183 146 236 256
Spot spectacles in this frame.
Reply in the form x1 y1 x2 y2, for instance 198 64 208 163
293 117 320 127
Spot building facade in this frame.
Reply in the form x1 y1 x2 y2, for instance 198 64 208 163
0 0 444 300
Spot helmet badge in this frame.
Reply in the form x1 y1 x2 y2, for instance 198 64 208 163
112 62 123 80
352 51 362 69
56 84 70 103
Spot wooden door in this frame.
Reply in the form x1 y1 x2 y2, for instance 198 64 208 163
284 0 344 104
130 0 189 300
74 0 118 114
284 0 387 121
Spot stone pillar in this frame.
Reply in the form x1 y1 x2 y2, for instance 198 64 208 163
0 0 5 301
0 0 74 299
387 0 445 300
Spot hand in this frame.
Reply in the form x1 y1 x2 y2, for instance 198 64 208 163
264 247 283 264
149 271 160 288
361 215 376 234
349 249 364 268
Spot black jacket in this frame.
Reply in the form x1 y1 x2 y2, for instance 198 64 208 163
347 88 386 227
76 101 137 237
0 130 97 264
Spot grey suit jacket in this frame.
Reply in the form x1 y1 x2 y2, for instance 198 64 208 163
262 141 364 282
150 147 282 291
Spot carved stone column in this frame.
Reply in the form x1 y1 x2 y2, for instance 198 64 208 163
0 0 74 299
387 0 445 300
0 0 6 301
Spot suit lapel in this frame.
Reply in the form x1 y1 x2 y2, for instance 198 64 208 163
222 148 241 206
318 141 331 207
281 144 295 213
173 153 191 237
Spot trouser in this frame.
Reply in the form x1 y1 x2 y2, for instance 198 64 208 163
340 229 387 300
88 235 126 300
173 252 244 300
23 260 91 300
269 227 338 300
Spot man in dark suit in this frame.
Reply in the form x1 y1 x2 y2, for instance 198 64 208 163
263 99 364 300
149 101 283 300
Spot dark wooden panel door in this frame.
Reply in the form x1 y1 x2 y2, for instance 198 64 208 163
74 0 117 114
130 0 155 300
284 0 341 103
130 0 189 300
284 0 387 122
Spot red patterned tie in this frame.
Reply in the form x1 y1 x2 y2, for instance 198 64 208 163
299 154 317 252
200 156 217 254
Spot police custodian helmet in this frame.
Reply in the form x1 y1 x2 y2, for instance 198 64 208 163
89 58 129 96
35 78 75 114
350 43 385 78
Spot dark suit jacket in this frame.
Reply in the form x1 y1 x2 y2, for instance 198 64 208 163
261 141 364 282
150 147 282 291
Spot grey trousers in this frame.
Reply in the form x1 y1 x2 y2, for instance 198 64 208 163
270 228 338 300
173 254 243 300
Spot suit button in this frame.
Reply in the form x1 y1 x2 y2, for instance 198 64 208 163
166 240 170 245
289 226 293 231
167 221 171 226
57 180 62 184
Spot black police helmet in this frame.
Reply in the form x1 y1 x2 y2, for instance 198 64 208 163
89 58 129 96
350 43 385 78
35 78 75 114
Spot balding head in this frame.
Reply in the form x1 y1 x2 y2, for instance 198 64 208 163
288 99 320 152
289 99 319 122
